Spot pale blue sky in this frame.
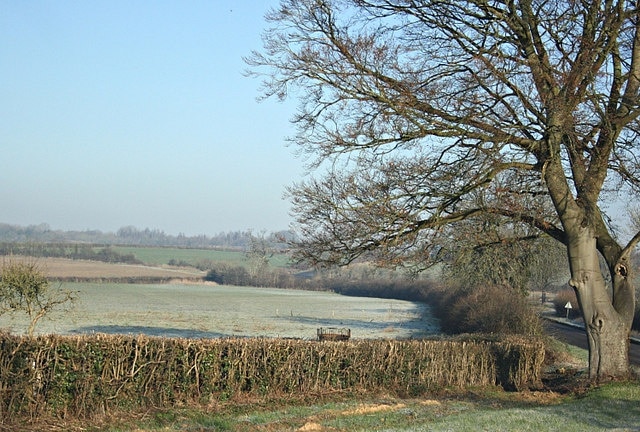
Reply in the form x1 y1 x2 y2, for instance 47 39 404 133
0 1 301 236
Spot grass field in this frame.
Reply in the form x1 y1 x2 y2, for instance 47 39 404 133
100 380 640 432
0 282 439 340
110 245 291 268
0 255 438 339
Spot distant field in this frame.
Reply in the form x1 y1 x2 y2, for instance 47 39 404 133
3 256 205 280
110 246 291 268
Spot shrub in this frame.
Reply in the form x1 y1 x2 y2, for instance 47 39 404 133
425 284 543 336
0 260 76 336
461 285 543 335
200 263 298 289
204 268 224 284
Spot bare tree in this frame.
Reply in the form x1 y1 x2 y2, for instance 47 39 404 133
245 231 272 282
248 0 640 380
0 260 76 337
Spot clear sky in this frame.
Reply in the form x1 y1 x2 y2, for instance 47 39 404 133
0 1 302 236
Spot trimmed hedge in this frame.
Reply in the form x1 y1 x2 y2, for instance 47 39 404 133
0 333 544 421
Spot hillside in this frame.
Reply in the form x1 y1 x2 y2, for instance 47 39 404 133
5 256 205 282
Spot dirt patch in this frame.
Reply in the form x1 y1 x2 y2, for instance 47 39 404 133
298 422 332 431
541 369 591 395
419 399 442 406
341 403 406 416
291 403 407 432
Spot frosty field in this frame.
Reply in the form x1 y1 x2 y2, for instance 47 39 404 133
0 282 439 340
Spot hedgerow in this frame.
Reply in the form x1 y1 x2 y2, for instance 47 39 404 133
0 333 544 423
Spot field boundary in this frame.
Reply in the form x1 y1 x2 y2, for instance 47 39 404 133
0 333 545 422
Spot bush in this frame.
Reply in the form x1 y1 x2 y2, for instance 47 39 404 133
460 285 543 335
326 278 431 302
0 260 76 336
200 263 298 289
204 268 224 284
425 284 543 336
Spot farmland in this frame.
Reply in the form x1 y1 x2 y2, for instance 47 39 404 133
0 254 438 339
2 250 639 432
0 282 438 339
2 255 206 280
109 245 291 268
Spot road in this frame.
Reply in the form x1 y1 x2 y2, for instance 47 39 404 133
544 319 640 365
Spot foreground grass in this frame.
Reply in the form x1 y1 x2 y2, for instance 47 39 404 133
76 379 638 432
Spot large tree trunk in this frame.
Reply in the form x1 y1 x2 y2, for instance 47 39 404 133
542 131 634 380
566 227 631 380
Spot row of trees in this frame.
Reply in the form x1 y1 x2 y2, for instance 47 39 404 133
248 0 640 381
0 243 141 264
0 223 294 250
204 264 299 289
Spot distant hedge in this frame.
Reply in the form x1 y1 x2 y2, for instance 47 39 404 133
0 333 544 422
0 242 141 265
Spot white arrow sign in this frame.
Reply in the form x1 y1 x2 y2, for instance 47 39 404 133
565 301 573 319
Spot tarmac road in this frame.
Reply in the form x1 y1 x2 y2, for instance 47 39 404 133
545 319 640 365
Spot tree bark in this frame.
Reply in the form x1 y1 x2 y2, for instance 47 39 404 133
566 223 631 380
543 147 632 380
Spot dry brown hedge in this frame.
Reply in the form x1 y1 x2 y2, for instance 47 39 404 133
0 333 544 421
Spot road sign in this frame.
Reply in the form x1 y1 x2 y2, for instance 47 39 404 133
565 301 573 319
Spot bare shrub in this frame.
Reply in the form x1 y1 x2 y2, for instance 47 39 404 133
427 284 543 336
459 285 543 336
0 259 76 336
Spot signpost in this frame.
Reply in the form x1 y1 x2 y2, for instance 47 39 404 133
565 301 573 319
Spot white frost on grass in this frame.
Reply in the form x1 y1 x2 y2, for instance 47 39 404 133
0 283 440 339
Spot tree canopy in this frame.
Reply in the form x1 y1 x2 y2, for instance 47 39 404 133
249 0 640 380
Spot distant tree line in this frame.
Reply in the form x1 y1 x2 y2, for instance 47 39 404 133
0 242 141 264
0 223 294 250
203 264 299 289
